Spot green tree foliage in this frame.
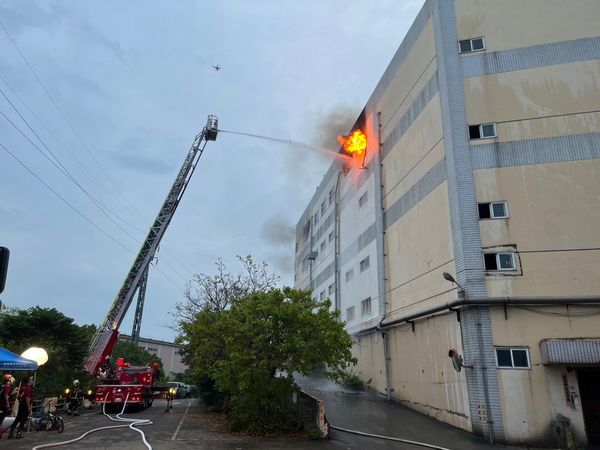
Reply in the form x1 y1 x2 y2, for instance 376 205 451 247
0 307 94 395
179 287 356 432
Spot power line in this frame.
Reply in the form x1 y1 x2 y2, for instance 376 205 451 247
0 20 207 283
0 140 135 254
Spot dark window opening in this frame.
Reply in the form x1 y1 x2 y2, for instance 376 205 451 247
496 349 512 367
484 253 497 270
469 125 481 139
478 203 491 219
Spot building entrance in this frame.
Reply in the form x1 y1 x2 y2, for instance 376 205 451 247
578 370 600 445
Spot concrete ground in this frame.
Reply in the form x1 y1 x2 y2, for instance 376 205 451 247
298 375 547 450
0 381 557 449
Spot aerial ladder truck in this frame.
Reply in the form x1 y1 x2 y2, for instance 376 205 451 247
83 115 219 409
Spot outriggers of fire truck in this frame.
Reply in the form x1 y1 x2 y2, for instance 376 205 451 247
82 115 219 409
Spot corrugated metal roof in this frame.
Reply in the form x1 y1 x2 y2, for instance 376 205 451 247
540 339 600 365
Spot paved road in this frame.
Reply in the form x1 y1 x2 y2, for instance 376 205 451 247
0 399 344 450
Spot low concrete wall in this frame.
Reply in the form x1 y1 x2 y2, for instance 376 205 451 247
294 390 329 437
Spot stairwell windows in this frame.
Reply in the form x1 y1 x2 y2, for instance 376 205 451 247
329 189 335 206
359 256 370 272
478 201 508 219
328 284 334 295
320 241 326 252
319 291 325 301
329 231 334 242
484 252 516 271
361 297 371 317
359 191 368 208
469 123 496 140
496 347 530 369
346 306 355 322
345 268 354 282
321 201 326 217
459 37 485 54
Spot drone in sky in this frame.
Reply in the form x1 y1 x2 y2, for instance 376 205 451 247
212 64 221 71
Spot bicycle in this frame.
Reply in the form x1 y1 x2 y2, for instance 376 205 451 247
32 401 64 433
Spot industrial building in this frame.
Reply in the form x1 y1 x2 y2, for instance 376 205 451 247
294 0 600 446
119 334 187 376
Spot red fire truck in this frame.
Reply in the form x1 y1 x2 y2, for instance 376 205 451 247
83 116 219 409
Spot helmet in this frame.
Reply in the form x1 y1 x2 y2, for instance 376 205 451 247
3 373 13 383
73 379 80 386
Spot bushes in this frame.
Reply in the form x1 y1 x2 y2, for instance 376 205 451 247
178 287 356 433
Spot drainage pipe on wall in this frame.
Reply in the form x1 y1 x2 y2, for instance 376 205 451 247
374 111 392 401
357 296 600 335
334 170 343 313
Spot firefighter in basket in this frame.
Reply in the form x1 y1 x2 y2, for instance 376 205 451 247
65 380 82 416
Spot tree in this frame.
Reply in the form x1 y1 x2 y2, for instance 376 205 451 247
179 287 356 432
173 255 280 324
0 307 95 395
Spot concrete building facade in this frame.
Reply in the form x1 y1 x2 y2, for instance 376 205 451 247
294 0 600 447
119 334 187 376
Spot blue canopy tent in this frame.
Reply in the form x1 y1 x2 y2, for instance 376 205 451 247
0 348 38 371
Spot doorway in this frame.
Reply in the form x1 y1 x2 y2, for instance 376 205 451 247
578 370 600 445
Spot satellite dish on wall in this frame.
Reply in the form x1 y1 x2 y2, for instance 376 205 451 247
448 348 465 372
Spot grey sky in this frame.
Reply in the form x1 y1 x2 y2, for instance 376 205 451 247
0 0 425 341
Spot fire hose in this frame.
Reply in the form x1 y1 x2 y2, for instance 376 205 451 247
32 393 153 450
329 425 453 450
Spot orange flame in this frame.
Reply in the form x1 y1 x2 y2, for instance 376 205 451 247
337 129 367 157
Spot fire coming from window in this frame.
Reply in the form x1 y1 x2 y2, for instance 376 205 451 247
337 129 367 158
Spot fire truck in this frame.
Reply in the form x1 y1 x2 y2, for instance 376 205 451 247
83 115 219 409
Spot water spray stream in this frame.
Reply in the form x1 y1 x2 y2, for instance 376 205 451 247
218 129 350 161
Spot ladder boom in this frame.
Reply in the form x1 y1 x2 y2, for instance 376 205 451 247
83 115 218 375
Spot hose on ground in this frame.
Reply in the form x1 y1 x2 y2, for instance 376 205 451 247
32 392 153 450
329 424 453 450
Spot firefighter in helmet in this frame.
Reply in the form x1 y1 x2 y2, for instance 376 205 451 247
65 379 82 416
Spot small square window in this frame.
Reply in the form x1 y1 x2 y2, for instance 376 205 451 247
497 253 515 270
329 189 335 206
346 306 355 322
471 37 485 51
512 349 529 368
478 203 491 219
484 253 497 271
360 256 370 272
361 297 371 317
359 192 368 208
481 123 496 138
329 231 334 242
319 291 325 301
321 202 326 216
328 284 334 295
345 269 354 282
469 125 481 139
491 202 508 218
496 347 530 369
320 241 326 252
496 349 512 367
459 40 472 53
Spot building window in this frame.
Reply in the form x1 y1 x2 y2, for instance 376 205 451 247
319 291 325 301
320 241 326 252
478 201 508 219
469 123 496 140
359 191 368 208
484 252 516 271
361 297 371 317
329 189 335 205
459 37 485 54
329 231 334 242
496 347 530 369
346 306 355 322
345 268 354 282
321 201 326 217
328 284 334 295
359 256 370 272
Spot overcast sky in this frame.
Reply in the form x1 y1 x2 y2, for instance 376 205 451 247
0 0 425 341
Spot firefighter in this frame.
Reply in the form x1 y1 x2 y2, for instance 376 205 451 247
0 374 14 439
65 379 82 416
7 376 32 439
164 387 175 412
